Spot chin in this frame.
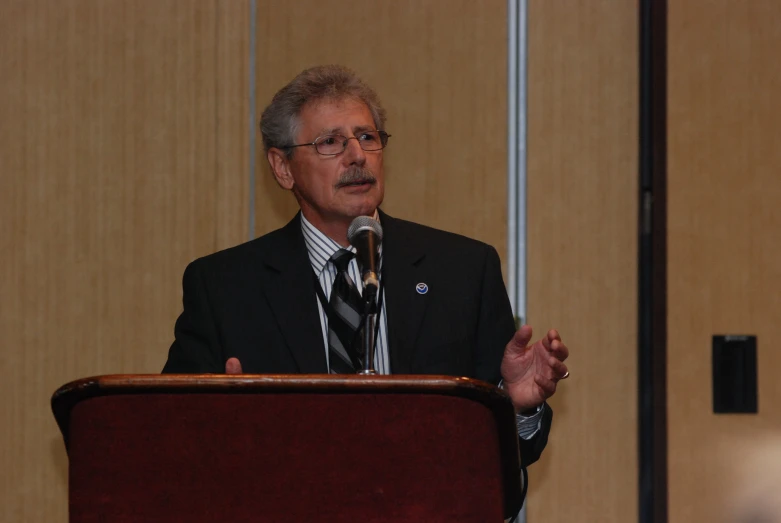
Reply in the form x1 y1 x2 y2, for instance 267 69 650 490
352 196 383 218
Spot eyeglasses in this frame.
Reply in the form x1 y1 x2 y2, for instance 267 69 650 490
285 130 391 156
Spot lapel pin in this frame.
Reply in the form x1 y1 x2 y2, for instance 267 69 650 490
415 283 429 295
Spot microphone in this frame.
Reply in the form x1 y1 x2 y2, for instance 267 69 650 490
347 216 383 297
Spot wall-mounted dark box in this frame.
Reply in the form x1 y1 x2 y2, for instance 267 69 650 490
712 335 757 414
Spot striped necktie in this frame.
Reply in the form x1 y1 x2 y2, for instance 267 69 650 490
327 249 364 373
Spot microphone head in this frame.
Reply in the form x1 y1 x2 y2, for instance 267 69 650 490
348 216 383 244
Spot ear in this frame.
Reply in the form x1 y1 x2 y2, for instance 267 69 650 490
267 148 295 190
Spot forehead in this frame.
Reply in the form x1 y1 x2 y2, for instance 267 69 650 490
296 97 375 137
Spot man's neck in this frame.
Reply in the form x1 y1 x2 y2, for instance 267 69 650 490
300 209 379 247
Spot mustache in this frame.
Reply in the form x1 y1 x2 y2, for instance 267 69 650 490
335 167 377 188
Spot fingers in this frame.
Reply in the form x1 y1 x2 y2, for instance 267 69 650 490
507 325 534 354
550 338 569 362
532 356 568 402
534 358 569 400
225 357 243 374
549 356 569 380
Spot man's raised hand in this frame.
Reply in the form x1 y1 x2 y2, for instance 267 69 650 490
500 325 570 412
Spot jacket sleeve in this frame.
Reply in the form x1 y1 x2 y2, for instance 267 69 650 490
474 245 552 468
162 261 225 373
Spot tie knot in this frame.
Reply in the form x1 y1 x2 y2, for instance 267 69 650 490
330 249 355 273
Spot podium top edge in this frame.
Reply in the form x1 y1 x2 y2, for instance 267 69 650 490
52 373 501 397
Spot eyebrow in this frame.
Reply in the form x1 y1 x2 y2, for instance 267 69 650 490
317 124 376 136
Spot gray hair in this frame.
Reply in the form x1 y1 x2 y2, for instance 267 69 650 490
259 65 387 156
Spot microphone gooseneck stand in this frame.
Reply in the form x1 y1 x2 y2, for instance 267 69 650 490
358 285 378 375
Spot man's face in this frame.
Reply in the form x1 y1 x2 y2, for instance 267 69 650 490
278 97 385 231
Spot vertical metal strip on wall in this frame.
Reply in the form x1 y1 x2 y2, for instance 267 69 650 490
248 0 257 241
507 0 528 326
508 1 528 521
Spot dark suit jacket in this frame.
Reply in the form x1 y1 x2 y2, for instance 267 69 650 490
163 210 551 467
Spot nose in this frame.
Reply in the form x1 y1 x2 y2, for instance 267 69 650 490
342 136 367 165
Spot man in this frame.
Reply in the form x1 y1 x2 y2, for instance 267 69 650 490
163 64 569 478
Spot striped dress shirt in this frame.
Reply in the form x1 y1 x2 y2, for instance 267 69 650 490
300 214 543 439
301 213 390 374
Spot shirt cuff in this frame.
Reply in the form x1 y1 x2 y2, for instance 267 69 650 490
497 380 545 440
515 404 544 440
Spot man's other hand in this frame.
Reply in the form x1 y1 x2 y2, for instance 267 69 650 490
500 325 570 412
225 357 243 374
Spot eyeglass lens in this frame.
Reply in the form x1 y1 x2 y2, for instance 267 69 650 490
315 131 388 155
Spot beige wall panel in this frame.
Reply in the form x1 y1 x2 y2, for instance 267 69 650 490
668 2 781 522
216 1 251 249
0 1 250 521
254 0 508 264
526 2 639 522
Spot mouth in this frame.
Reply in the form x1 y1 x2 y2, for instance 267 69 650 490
337 179 375 189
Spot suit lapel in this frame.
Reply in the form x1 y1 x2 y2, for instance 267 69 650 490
256 214 328 373
380 212 429 374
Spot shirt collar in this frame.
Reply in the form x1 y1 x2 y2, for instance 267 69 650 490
300 211 381 276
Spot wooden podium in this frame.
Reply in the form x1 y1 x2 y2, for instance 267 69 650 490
52 375 523 522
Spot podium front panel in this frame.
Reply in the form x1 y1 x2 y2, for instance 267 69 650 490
66 391 507 522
